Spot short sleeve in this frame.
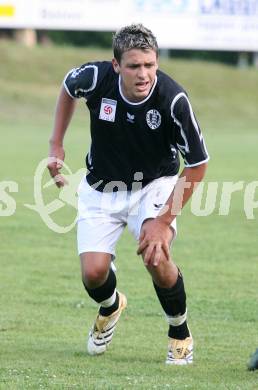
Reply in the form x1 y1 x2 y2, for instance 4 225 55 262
63 64 98 99
171 92 209 167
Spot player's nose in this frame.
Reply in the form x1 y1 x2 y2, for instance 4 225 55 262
137 66 147 79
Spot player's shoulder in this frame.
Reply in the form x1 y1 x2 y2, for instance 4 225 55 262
157 69 186 98
69 60 113 81
87 60 113 73
64 60 115 98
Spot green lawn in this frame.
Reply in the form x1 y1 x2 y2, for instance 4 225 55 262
0 41 258 389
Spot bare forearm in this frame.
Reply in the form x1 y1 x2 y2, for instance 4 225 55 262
47 86 76 187
49 86 76 146
157 163 208 225
176 163 208 209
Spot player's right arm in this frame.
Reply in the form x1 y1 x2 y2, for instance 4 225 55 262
48 86 77 188
47 62 103 187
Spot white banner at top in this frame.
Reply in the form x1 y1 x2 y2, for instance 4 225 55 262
1 0 258 51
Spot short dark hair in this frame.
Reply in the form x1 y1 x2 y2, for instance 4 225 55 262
112 23 159 63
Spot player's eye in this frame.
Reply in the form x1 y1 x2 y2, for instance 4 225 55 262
128 64 139 69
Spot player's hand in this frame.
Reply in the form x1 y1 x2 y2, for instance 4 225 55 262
47 144 67 188
137 218 173 267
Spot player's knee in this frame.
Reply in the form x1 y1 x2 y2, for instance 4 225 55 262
82 264 109 288
146 260 178 288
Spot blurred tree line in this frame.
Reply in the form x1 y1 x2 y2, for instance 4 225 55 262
42 30 242 65
43 30 113 49
1 28 254 66
39 30 254 66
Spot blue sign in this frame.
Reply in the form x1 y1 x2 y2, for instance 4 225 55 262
134 0 190 14
200 0 258 15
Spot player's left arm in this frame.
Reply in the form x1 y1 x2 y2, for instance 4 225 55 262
137 92 209 265
163 162 208 222
137 163 207 266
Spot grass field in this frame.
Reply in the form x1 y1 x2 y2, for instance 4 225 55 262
0 41 258 389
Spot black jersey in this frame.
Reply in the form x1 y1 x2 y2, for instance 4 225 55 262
64 61 209 191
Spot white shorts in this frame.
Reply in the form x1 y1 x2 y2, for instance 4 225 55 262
77 176 178 257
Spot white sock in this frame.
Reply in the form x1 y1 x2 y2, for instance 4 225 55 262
99 289 117 308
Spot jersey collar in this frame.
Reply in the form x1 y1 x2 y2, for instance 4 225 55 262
118 75 157 105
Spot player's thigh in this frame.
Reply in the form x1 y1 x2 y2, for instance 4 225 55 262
128 176 178 241
77 215 125 258
77 177 126 259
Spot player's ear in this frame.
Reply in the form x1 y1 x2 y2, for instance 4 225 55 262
112 58 120 74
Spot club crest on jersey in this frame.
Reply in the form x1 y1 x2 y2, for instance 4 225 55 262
146 109 161 130
99 98 117 122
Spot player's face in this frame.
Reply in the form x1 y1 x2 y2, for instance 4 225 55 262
112 49 158 102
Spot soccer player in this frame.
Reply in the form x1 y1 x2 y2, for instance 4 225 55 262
48 24 209 365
